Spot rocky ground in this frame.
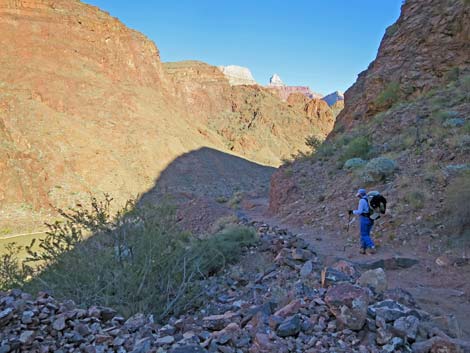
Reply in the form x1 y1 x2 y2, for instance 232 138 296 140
1 220 469 353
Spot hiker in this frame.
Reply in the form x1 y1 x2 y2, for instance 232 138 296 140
349 189 376 254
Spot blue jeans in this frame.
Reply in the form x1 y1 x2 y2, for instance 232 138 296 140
360 216 375 249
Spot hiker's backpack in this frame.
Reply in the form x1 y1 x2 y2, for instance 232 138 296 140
367 191 387 220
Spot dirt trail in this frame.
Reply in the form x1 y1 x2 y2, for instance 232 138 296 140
241 196 470 339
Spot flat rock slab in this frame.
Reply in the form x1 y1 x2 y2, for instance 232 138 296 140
169 346 208 353
357 257 419 271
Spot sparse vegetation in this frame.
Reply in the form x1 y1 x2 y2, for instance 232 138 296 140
339 136 371 163
375 82 401 108
445 67 460 82
445 172 470 235
305 135 323 152
0 196 257 320
229 191 244 209
385 23 399 37
404 190 426 209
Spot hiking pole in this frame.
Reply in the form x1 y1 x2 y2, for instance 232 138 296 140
347 212 351 233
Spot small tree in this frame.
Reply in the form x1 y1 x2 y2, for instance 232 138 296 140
305 135 323 152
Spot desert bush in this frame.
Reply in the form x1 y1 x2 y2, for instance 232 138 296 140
229 191 244 209
0 243 31 291
445 172 470 234
343 158 367 170
0 196 256 320
404 190 426 209
432 110 460 122
305 135 323 152
361 157 397 183
375 82 401 108
316 142 336 160
385 23 399 37
339 136 371 163
460 74 470 91
443 118 465 128
445 67 460 83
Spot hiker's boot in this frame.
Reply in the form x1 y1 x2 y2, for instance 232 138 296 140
367 247 377 255
360 248 366 255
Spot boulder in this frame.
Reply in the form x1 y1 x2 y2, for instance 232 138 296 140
300 260 313 277
411 336 464 353
52 315 67 331
321 267 354 287
276 315 301 337
325 283 370 330
393 315 420 341
291 248 312 261
382 337 404 353
383 288 417 307
203 312 239 331
274 299 302 318
368 300 410 322
331 260 361 279
357 268 387 293
431 314 462 339
360 257 419 271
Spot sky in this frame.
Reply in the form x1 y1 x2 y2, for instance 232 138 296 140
82 0 403 95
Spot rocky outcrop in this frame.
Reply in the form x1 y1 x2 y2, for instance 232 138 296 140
266 73 323 101
322 91 344 106
267 86 323 101
336 0 470 129
218 65 257 86
287 93 335 135
268 73 285 87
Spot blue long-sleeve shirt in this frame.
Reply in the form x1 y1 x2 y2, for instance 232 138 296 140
353 197 369 216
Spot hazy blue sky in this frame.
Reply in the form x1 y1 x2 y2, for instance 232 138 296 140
83 1 402 94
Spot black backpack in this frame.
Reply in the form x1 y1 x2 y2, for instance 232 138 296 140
367 192 387 220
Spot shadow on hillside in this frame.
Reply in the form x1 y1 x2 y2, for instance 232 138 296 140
17 147 276 317
138 146 276 206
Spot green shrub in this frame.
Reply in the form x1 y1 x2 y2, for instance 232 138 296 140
432 110 460 122
385 23 398 37
460 74 470 91
0 243 31 291
463 121 470 134
196 225 257 275
316 142 336 160
361 157 397 183
229 191 244 209
405 190 426 209
445 172 470 234
445 67 460 82
305 135 323 152
343 158 367 170
1 195 256 320
375 82 401 108
339 136 371 163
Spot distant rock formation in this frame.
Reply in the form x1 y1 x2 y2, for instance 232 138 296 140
217 65 257 86
266 73 323 101
287 93 335 136
269 73 285 87
322 91 344 106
